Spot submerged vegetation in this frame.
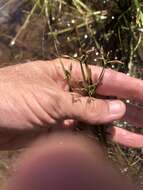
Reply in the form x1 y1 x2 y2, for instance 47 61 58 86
0 0 143 184
8 0 143 73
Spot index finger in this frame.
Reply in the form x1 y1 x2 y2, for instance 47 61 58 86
55 58 143 103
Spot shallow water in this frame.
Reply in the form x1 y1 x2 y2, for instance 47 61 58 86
0 0 104 67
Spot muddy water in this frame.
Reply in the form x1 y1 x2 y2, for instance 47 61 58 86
0 0 24 24
0 0 143 78
0 0 103 67
0 0 64 64
0 0 51 65
0 0 26 64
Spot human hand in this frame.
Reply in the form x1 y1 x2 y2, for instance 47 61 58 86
0 58 142 148
0 58 125 129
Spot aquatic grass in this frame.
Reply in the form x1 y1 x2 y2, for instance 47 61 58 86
6 0 143 183
134 0 143 27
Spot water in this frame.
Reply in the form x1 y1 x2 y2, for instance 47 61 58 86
0 0 25 24
0 0 103 66
0 0 27 65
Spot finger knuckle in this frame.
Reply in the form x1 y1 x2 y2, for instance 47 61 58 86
84 99 105 124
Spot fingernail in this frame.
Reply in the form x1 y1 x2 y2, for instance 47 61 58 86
109 101 125 116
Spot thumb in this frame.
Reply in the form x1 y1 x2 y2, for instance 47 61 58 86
61 92 126 125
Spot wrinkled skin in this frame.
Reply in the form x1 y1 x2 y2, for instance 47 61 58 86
0 58 142 149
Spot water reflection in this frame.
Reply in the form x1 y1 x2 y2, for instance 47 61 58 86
0 0 92 65
0 0 26 65
0 0 24 25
